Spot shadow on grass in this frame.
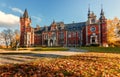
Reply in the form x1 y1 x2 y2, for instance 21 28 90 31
0 52 65 65
0 57 26 62
0 52 64 58
26 53 65 58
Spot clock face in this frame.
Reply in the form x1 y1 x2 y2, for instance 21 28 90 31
90 27 96 32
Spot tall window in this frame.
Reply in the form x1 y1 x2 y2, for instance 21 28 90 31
59 32 64 39
44 34 48 39
59 32 64 45
73 32 76 37
45 35 48 39
52 33 56 38
78 32 81 38
68 32 71 38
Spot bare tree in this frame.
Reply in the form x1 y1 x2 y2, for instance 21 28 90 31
13 30 20 49
1 29 10 48
7 29 14 47
1 29 18 48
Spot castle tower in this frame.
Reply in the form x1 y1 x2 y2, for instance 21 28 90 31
99 6 108 47
20 9 34 47
85 5 99 46
20 9 31 31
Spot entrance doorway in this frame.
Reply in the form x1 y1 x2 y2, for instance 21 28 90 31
90 33 98 45
91 37 96 43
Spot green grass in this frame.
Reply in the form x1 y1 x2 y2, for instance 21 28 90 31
18 47 69 51
79 47 120 53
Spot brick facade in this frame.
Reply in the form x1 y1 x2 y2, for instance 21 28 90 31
20 8 108 47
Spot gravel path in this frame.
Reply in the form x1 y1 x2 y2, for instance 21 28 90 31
0 48 87 65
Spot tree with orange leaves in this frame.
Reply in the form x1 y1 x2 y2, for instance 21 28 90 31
107 17 120 47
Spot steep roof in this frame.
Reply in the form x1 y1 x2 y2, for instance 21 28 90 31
65 22 86 31
23 9 29 18
34 22 86 34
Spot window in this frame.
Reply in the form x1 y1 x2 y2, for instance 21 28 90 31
73 32 76 37
44 34 47 39
68 32 71 38
92 19 95 23
52 33 56 38
78 32 81 38
59 32 64 39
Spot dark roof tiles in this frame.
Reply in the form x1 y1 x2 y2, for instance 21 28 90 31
65 22 86 31
34 22 86 34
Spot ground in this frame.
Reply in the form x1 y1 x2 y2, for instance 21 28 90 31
0 48 87 65
0 47 120 77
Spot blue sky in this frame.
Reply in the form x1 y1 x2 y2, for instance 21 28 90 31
0 0 120 31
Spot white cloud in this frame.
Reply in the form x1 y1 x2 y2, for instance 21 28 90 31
31 16 42 22
0 11 19 28
10 7 23 14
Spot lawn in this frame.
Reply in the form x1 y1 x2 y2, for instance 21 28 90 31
0 52 120 77
79 47 120 53
0 47 69 51
18 47 69 51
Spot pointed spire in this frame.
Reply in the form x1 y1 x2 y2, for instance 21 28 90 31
53 19 55 24
88 4 91 17
23 9 29 18
88 4 90 13
100 4 104 15
100 4 105 20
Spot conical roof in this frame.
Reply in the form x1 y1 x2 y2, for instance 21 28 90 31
23 9 29 18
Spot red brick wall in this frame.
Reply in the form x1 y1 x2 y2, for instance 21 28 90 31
67 31 79 45
20 17 31 46
87 25 99 44
101 22 107 45
82 27 86 45
34 34 42 46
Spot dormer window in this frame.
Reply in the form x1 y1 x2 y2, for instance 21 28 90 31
73 27 76 30
51 27 55 31
92 19 95 23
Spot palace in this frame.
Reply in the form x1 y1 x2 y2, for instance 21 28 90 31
20 8 108 47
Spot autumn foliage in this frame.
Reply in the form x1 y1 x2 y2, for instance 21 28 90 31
107 17 120 46
0 53 120 77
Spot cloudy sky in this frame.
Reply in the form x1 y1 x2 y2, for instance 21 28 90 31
0 0 120 31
